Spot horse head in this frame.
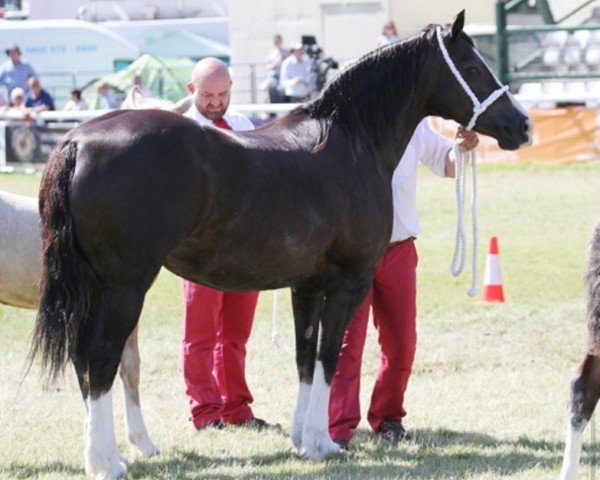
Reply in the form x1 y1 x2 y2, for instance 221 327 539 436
426 11 532 150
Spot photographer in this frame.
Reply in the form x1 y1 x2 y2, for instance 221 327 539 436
279 43 315 102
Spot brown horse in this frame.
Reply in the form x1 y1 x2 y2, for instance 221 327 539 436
30 12 531 478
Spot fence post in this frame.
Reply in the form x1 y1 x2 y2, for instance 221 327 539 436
250 63 257 104
495 0 508 84
159 68 164 99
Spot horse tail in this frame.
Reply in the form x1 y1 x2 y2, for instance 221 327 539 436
587 223 600 354
28 141 96 384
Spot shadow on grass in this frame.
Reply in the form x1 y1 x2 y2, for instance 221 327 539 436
124 427 595 479
0 461 84 479
5 428 594 479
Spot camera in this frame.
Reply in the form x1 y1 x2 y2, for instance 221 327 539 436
301 35 339 93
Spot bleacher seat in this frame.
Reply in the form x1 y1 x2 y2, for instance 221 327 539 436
564 35 583 66
542 31 569 67
517 82 543 109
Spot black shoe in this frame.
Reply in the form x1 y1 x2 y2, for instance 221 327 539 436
378 419 408 444
332 438 350 451
196 419 224 432
238 417 282 432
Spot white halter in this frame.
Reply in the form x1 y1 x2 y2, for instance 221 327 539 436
435 26 509 131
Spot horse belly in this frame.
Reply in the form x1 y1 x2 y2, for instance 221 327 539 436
164 232 327 291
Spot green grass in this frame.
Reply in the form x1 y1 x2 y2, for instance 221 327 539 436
1 162 600 479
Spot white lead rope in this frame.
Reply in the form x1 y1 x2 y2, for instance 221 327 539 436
450 144 478 297
272 289 282 348
435 26 509 297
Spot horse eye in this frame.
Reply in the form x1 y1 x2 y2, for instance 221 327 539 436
466 66 480 76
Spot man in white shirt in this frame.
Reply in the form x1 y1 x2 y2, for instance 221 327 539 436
328 120 479 449
181 58 269 431
279 44 316 102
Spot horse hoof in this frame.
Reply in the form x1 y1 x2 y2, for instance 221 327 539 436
301 428 341 459
86 451 128 480
129 434 160 456
291 425 303 451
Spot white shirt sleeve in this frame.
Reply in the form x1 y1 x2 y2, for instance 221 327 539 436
226 111 255 131
417 118 452 178
279 57 294 88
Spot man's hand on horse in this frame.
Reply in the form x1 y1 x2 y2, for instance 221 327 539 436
455 125 479 151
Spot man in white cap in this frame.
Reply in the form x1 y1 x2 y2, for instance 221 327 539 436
0 43 36 102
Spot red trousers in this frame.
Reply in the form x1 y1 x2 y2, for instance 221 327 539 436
182 280 259 429
329 239 418 441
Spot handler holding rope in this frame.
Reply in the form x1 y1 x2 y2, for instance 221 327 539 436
328 120 478 449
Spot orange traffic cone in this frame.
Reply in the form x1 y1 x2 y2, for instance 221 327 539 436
483 236 505 302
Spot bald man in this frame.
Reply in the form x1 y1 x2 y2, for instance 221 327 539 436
181 58 272 432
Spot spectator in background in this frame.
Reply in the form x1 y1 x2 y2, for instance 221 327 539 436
63 89 88 111
376 21 399 48
3 87 33 120
95 81 117 109
262 34 290 104
279 43 315 102
25 77 55 112
133 74 153 97
0 43 36 102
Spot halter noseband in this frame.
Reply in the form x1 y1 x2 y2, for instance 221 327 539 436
435 26 509 131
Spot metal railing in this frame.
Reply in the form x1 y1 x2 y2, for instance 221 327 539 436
496 0 600 85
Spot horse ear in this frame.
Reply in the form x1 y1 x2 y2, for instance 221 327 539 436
451 10 465 40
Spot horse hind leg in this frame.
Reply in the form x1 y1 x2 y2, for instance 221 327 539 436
560 353 600 480
119 325 159 456
84 287 145 480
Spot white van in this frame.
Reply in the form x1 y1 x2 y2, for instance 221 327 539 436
0 19 140 105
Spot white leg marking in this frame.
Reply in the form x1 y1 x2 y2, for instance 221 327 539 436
85 389 129 480
559 420 587 480
291 381 311 450
123 387 159 456
301 361 340 459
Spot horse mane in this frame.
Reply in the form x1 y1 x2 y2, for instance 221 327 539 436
295 24 442 159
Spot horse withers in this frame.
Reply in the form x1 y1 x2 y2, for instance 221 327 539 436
560 223 600 480
30 12 531 479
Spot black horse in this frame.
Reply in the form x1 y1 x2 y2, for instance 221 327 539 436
560 223 600 480
30 12 531 478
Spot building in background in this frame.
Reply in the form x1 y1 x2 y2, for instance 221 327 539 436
228 0 498 103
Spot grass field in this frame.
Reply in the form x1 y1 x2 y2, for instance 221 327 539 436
1 161 600 479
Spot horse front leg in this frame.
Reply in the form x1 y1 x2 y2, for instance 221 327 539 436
119 325 159 457
301 274 372 459
290 284 323 452
84 287 144 479
560 353 600 480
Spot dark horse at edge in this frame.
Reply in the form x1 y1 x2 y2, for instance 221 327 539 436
560 223 600 480
30 12 531 478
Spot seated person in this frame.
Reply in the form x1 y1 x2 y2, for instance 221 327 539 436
63 89 88 111
4 87 33 120
25 77 55 112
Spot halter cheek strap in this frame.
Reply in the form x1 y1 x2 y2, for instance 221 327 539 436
435 26 509 131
